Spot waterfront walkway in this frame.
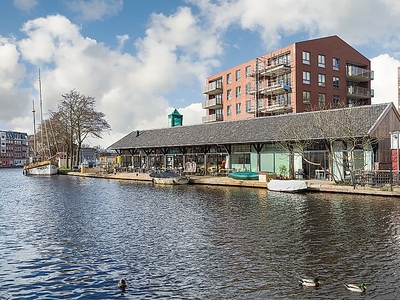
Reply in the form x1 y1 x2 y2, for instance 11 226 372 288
67 171 400 197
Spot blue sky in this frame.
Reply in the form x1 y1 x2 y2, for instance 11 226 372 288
1 0 400 147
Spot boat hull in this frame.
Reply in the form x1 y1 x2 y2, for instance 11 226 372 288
267 179 308 192
152 176 189 185
23 161 59 176
228 171 259 180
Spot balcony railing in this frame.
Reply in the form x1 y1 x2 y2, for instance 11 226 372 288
202 81 223 95
202 114 223 123
202 98 223 109
250 61 291 78
346 65 374 82
260 81 291 95
346 86 374 99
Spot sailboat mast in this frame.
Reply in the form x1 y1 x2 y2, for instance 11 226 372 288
32 99 37 157
39 69 44 161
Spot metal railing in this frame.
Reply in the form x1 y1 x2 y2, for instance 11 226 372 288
351 170 399 188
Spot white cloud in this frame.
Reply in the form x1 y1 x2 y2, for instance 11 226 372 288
4 1 400 148
371 54 400 107
116 34 129 51
13 0 38 12
192 0 400 55
3 11 211 147
66 0 123 22
0 37 28 125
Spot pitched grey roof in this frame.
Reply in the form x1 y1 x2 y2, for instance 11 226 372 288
108 103 392 150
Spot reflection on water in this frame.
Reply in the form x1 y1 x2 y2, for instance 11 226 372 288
1 168 400 299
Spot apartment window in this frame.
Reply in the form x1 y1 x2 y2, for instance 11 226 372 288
245 66 251 78
333 58 339 71
245 83 251 95
227 105 232 116
236 86 241 98
347 98 355 107
227 89 232 100
236 103 242 114
303 71 311 85
318 54 325 68
257 98 263 109
333 76 340 89
318 93 326 106
318 74 326 87
246 100 252 112
303 91 311 104
227 73 232 84
333 95 340 107
235 69 241 81
302 51 310 65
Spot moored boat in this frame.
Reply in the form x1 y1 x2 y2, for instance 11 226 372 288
150 171 189 185
23 159 58 175
228 171 259 180
267 179 308 192
23 70 59 176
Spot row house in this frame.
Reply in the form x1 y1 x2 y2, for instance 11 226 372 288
0 130 29 167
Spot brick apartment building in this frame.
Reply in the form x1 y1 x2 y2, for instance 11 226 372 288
202 35 374 123
0 130 29 167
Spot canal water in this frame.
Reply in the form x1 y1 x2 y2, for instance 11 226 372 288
1 168 400 299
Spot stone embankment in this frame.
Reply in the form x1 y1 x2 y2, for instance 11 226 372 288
67 171 400 197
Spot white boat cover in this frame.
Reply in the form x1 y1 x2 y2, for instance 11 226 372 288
267 179 308 192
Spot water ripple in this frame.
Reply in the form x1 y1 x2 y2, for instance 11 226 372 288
1 169 400 299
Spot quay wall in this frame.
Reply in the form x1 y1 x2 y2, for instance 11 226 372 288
66 172 400 198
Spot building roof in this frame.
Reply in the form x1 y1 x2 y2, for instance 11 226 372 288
108 103 394 150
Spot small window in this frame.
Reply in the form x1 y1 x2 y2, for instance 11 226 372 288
245 83 251 95
318 74 326 87
333 58 339 71
302 51 310 65
303 91 311 104
318 93 326 106
236 86 241 98
227 73 231 84
246 100 252 112
333 95 340 107
303 71 311 85
333 76 340 89
318 54 325 68
227 105 232 116
245 66 251 78
236 103 241 114
227 89 232 100
235 69 241 81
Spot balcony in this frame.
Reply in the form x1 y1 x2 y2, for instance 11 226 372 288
346 66 374 82
202 114 223 123
260 63 291 77
202 81 223 95
259 104 292 114
260 82 291 95
346 86 374 99
202 98 223 109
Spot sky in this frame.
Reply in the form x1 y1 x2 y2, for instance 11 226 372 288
1 0 400 148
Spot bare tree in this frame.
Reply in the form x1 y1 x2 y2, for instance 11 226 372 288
276 105 385 185
57 90 111 168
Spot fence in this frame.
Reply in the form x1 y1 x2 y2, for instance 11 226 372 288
352 170 399 188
